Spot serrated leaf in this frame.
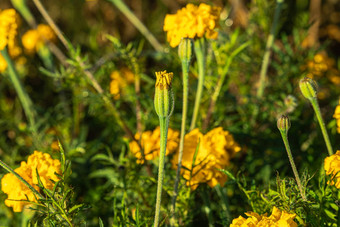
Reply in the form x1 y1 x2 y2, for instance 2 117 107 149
68 204 85 214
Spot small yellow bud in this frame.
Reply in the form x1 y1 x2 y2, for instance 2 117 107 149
155 70 173 90
154 71 174 118
277 115 291 133
299 77 318 100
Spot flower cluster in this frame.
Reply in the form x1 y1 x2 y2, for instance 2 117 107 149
0 8 21 73
22 24 56 53
0 8 18 51
129 127 179 164
163 3 221 47
109 68 134 100
303 53 340 86
334 99 340 134
230 206 297 227
172 127 240 190
324 150 340 188
1 151 61 212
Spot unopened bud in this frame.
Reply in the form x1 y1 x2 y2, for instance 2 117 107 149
178 38 192 66
299 77 318 100
154 70 174 118
277 115 291 133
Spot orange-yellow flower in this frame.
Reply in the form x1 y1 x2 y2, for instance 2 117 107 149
163 3 221 47
21 24 56 53
324 150 340 188
0 8 21 73
1 151 61 212
303 53 340 86
109 68 135 99
0 54 7 72
172 127 240 190
129 127 179 164
0 8 18 51
230 206 297 227
334 99 340 134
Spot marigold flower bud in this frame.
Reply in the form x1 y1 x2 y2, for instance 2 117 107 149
154 70 174 118
299 77 318 100
178 38 192 65
277 115 291 132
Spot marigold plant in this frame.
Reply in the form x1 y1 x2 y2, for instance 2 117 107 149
334 99 340 133
129 127 179 164
163 3 221 47
303 53 340 85
172 127 240 189
22 24 56 53
109 68 135 99
230 206 297 227
0 8 18 51
1 151 61 212
324 150 340 188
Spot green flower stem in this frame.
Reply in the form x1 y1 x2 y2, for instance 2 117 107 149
1 49 37 131
106 0 163 52
11 0 37 27
203 41 249 131
310 98 334 156
0 160 69 225
279 131 307 201
215 184 231 225
190 38 206 130
31 0 138 145
170 57 190 226
154 117 169 227
256 0 284 98
201 187 214 227
37 45 54 70
32 0 70 49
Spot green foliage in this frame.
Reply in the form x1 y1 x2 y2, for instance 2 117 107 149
0 0 339 226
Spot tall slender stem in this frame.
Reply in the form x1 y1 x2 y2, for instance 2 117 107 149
310 98 334 156
154 117 169 227
170 57 190 226
279 131 307 201
31 0 70 49
201 187 214 227
11 0 37 27
135 72 142 136
190 38 206 130
31 0 137 144
215 184 231 225
203 41 249 131
106 0 163 52
1 49 37 131
256 0 283 98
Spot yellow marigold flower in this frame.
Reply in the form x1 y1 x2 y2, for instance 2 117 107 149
1 151 61 212
22 24 56 53
155 70 173 89
129 127 179 164
37 24 56 42
303 52 340 85
109 68 135 100
0 9 18 51
172 127 241 190
230 206 297 227
0 53 7 72
334 99 340 134
163 3 221 47
324 150 340 188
